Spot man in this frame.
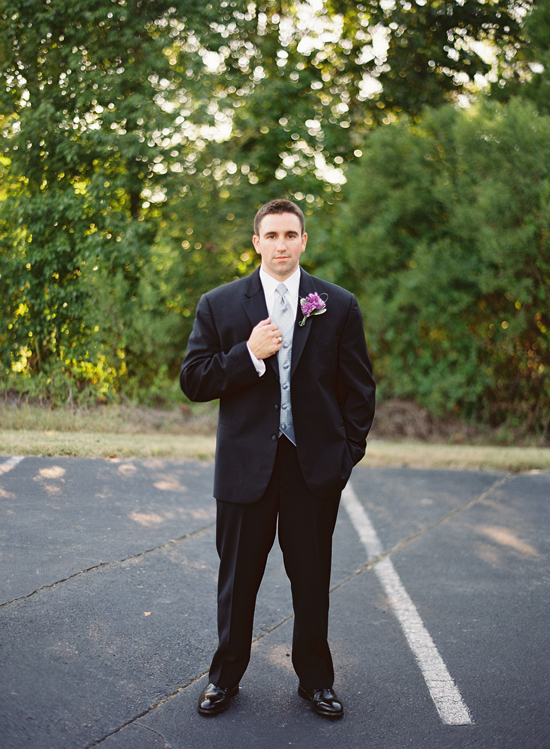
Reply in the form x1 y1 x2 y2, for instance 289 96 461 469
180 199 375 719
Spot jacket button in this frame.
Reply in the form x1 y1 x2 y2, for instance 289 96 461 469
274 404 279 411
272 435 277 441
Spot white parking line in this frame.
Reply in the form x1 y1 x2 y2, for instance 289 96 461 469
342 482 473 726
0 456 25 474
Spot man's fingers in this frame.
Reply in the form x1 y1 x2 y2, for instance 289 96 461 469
254 317 271 329
253 319 280 337
248 318 282 359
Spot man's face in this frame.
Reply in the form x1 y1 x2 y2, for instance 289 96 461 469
252 212 307 281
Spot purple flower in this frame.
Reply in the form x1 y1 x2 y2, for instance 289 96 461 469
298 292 328 326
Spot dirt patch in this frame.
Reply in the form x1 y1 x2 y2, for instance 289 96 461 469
370 399 548 447
370 400 479 444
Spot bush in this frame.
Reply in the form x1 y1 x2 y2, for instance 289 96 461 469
320 99 550 439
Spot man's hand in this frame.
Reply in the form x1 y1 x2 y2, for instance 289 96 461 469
248 318 282 360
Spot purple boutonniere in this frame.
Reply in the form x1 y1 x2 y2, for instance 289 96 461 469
298 292 328 327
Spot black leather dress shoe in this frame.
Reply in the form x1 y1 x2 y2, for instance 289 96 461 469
197 682 239 716
298 684 344 719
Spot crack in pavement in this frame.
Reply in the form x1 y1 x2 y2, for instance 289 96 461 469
83 683 190 748
332 472 514 588
0 521 216 610
368 472 513 566
83 611 299 746
134 723 173 749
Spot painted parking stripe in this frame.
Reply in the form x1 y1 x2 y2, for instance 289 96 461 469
342 482 473 726
0 456 25 474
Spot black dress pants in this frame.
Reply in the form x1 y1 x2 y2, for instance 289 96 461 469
209 436 341 690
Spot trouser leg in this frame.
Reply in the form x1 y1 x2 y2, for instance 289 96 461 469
208 456 279 688
277 437 341 689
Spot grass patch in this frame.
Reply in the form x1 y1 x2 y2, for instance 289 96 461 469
0 401 217 434
0 430 216 461
361 441 550 473
0 402 548 472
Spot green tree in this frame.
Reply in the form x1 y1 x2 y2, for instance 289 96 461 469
158 0 536 370
490 0 550 115
0 0 250 391
325 0 532 122
0 0 537 402
321 99 550 437
195 0 532 189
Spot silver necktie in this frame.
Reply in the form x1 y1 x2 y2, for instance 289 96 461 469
272 283 296 444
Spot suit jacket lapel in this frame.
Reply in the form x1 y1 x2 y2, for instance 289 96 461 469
242 267 268 326
241 267 319 379
291 269 317 377
241 268 280 377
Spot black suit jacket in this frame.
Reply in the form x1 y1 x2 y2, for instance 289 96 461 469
180 267 375 503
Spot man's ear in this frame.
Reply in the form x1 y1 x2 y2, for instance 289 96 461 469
252 235 261 254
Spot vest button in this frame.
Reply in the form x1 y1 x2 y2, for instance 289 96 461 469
274 404 279 410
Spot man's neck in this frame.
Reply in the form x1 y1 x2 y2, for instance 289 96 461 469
260 264 301 285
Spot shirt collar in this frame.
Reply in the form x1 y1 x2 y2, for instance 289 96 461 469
259 265 301 300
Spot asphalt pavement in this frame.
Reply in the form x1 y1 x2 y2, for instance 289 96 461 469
0 454 549 749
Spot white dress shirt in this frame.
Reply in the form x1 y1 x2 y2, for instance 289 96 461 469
247 265 301 376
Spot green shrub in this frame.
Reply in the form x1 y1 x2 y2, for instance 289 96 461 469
319 99 550 438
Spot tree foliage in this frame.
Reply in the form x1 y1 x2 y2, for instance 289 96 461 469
0 0 252 385
319 99 550 435
326 0 532 120
0 0 544 422
489 0 550 114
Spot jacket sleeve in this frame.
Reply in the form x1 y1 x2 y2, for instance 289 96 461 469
337 295 376 466
180 293 260 403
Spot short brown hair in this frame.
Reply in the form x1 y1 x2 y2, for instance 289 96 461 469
253 199 305 236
